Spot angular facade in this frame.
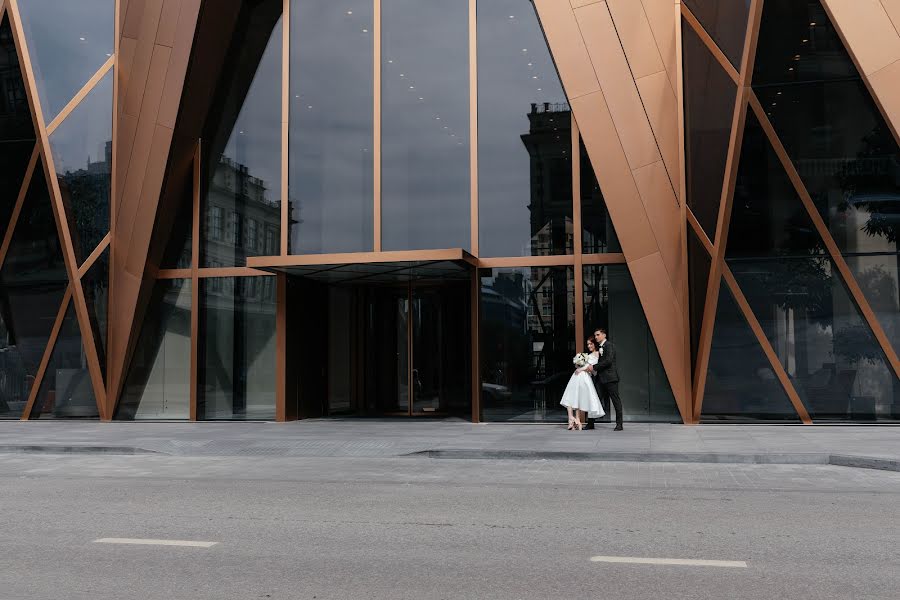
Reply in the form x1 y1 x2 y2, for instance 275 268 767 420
0 0 897 424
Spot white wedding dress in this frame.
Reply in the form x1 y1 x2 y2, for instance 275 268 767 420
559 352 606 418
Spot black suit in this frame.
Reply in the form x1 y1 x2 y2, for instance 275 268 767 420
593 340 623 428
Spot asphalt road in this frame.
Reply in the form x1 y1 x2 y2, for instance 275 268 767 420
1 454 898 600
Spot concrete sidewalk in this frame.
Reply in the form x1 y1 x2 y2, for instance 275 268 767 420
0 420 898 470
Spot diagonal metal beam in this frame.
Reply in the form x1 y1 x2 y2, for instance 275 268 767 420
6 0 109 419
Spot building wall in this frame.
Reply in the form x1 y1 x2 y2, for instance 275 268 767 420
0 0 897 423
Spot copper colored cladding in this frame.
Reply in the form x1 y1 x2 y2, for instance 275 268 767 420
533 0 691 422
820 0 900 146
6 0 109 419
107 0 203 415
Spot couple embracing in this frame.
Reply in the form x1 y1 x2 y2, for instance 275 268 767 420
559 328 623 432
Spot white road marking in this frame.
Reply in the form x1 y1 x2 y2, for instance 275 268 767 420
93 538 218 548
590 556 747 568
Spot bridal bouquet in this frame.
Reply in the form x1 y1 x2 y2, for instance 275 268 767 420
573 353 590 368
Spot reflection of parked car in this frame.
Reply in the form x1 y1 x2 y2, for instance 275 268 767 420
481 383 511 402
847 193 900 225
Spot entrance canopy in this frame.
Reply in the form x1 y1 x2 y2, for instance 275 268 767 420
247 249 476 285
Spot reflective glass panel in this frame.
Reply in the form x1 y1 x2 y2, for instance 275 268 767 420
201 8 282 267
729 257 898 421
701 283 800 421
480 266 574 422
30 305 98 419
581 140 620 254
752 0 899 257
116 279 191 420
159 177 193 269
682 0 750 69
682 18 737 240
0 16 35 243
199 276 277 420
50 70 112 263
583 265 679 421
687 227 711 373
289 0 373 254
478 1 571 257
17 0 114 121
753 0 856 87
727 111 825 259
0 164 67 419
82 247 108 377
382 0 469 251
845 253 900 359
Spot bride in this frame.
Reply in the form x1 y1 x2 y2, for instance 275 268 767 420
560 338 606 430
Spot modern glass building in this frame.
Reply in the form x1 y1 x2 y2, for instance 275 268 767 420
0 0 897 424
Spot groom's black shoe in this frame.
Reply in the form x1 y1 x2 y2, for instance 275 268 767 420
584 419 595 430
614 425 623 431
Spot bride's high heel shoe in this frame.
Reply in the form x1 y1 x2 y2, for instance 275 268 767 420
567 417 575 430
574 418 583 431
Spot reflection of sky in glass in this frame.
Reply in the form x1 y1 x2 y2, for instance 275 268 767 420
49 70 112 262
382 0 470 251
17 0 113 122
290 0 373 254
478 0 568 258
222 17 283 209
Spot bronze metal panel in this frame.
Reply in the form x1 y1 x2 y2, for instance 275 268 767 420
533 0 601 99
123 0 148 39
249 248 477 269
821 0 900 76
606 0 666 80
582 254 627 265
882 0 900 31
157 0 202 129
636 70 680 193
570 0 602 8
156 0 181 48
571 92 658 262
114 113 138 210
632 160 683 307
122 0 165 118
629 252 690 420
575 2 661 170
157 268 191 279
117 36 137 116
640 0 678 91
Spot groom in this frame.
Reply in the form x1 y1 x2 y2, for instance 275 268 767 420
585 328 623 431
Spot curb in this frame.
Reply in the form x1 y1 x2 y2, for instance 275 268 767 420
407 449 900 472
0 445 163 455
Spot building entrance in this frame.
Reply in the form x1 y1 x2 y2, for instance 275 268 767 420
281 256 474 420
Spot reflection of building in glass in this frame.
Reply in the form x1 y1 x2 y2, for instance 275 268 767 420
57 140 112 258
203 155 279 307
521 102 572 257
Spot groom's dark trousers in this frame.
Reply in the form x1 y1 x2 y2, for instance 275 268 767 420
589 340 623 429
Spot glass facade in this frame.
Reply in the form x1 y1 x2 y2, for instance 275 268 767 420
381 0 470 251
1 0 895 425
198 276 277 420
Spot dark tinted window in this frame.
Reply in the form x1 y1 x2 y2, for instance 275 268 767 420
381 0 470 251
480 266 574 422
289 0 373 254
201 4 282 267
82 248 108 377
682 18 736 240
581 140 620 254
682 0 751 69
478 1 571 257
701 282 800 422
687 227 711 373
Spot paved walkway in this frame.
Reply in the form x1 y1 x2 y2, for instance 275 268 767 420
0 420 898 469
